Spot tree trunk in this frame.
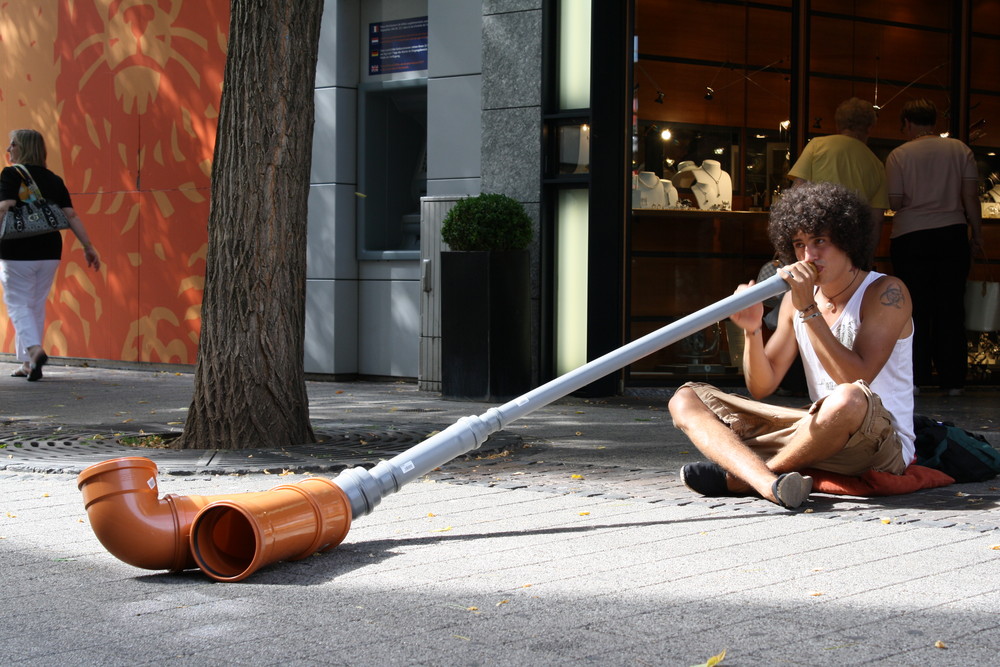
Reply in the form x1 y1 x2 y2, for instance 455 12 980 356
174 0 324 450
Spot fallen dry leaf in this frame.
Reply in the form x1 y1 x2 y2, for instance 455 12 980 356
990 545 1000 550
881 518 892 524
430 526 452 533
934 640 947 649
690 648 727 667
496 599 509 606
571 474 584 480
579 512 590 516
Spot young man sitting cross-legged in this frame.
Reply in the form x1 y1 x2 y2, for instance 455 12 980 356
668 181 915 509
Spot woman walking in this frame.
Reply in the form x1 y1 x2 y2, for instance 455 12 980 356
0 129 100 380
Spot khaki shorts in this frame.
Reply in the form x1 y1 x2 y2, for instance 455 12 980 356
682 381 907 476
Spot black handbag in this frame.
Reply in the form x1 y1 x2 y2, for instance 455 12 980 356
1 164 71 240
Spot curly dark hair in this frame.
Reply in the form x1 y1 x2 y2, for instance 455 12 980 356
768 181 873 268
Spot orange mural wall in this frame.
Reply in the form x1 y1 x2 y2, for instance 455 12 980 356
0 0 230 364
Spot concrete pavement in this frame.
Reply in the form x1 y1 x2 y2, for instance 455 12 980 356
2 362 999 665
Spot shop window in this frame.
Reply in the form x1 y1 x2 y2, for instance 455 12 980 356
358 82 427 259
633 0 792 209
627 0 1000 385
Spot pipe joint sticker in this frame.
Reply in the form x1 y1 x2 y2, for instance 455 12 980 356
401 461 415 473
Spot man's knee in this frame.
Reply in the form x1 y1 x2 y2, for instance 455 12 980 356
668 386 703 426
814 383 868 429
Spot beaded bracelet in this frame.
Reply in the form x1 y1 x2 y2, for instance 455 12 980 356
799 303 817 315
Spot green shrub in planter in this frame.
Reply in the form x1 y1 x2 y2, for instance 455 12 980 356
441 193 533 251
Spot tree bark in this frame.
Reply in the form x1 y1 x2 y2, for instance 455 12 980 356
174 0 324 450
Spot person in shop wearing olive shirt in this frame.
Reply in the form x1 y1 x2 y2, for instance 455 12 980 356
788 97 889 266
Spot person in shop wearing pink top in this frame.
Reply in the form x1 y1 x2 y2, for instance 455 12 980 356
885 99 984 396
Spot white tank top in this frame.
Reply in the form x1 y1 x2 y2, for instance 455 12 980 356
793 271 916 464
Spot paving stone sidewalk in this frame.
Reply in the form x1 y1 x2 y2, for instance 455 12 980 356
2 363 998 530
1 364 999 666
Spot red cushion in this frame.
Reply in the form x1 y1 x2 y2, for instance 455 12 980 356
803 465 955 497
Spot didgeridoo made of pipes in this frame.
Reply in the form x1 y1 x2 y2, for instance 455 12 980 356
78 273 789 581
78 457 351 579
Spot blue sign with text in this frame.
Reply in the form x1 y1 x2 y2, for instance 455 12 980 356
369 17 428 75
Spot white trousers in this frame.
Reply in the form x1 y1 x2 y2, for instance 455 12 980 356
0 259 60 362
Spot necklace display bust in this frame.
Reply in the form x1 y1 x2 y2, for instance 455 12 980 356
690 160 733 211
633 171 678 209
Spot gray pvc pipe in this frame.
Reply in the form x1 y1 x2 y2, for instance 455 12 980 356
333 272 790 518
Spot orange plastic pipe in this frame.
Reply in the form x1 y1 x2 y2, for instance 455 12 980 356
78 457 352 580
189 478 352 582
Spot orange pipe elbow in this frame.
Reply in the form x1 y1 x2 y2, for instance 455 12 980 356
78 457 353 581
77 457 227 572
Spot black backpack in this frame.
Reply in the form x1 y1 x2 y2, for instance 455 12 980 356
913 415 1000 483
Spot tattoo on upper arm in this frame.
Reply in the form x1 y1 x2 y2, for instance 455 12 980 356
880 283 904 309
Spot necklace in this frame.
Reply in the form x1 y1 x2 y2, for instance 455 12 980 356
702 167 722 186
820 268 860 311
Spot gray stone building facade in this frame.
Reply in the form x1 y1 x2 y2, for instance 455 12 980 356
305 0 548 387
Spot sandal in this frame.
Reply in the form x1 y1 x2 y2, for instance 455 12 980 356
771 472 813 509
27 351 47 382
11 367 29 378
